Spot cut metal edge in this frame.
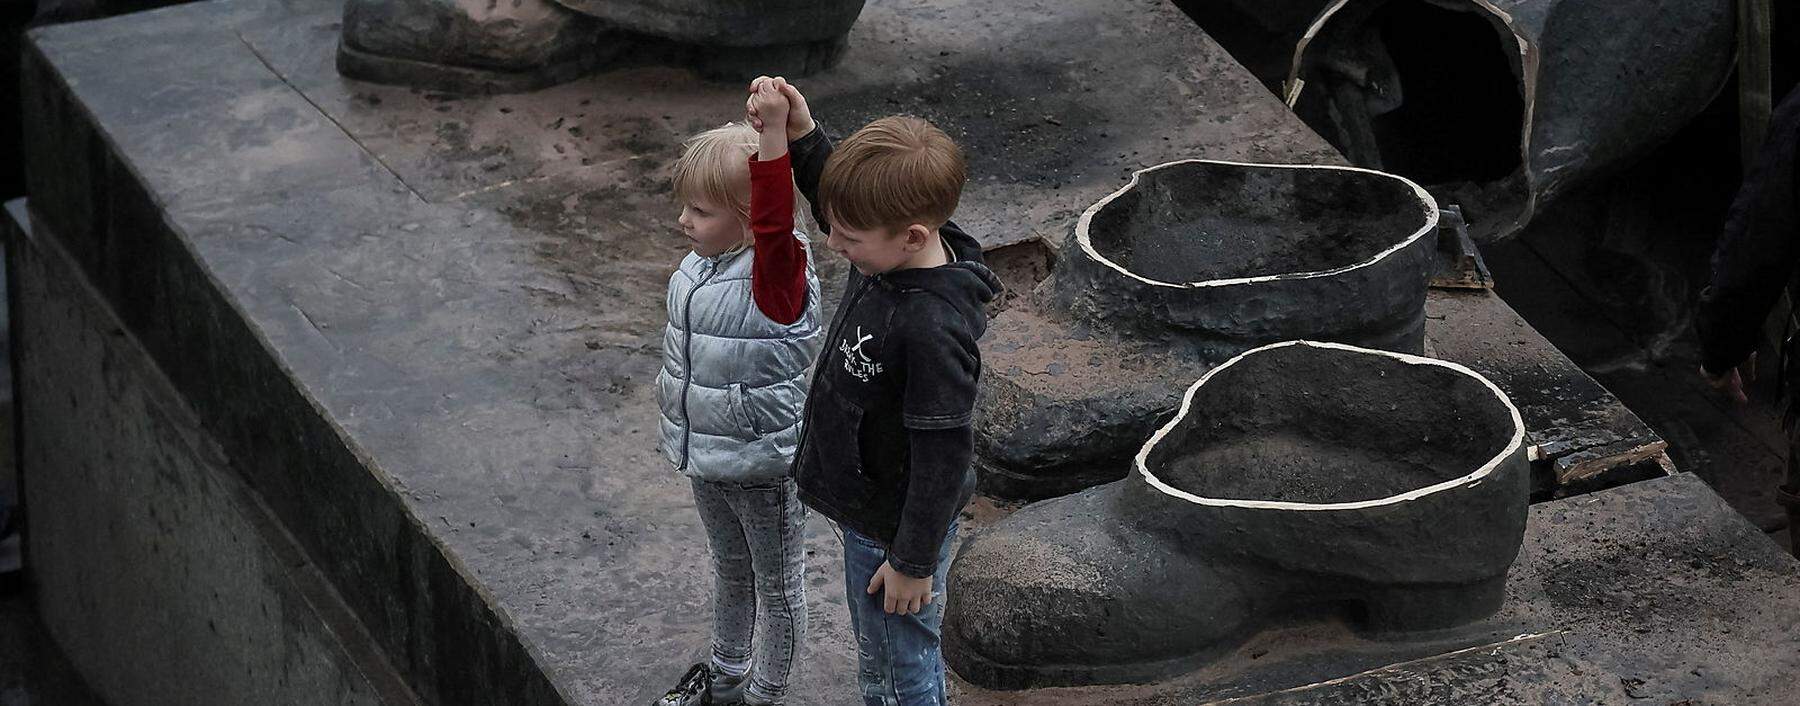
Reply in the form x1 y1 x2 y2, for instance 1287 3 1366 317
1285 0 1358 105
1072 159 1440 289
1133 340 1528 511
1285 0 1541 240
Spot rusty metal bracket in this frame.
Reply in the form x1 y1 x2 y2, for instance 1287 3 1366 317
1429 205 1493 290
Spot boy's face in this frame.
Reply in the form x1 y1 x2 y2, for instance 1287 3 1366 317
678 199 749 258
825 219 920 275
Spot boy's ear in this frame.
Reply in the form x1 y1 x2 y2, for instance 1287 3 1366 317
903 223 932 251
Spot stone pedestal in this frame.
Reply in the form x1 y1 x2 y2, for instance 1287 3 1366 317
12 0 1717 701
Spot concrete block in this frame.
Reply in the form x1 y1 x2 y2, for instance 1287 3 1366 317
6 201 413 705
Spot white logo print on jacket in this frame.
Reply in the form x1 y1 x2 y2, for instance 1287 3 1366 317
840 326 884 382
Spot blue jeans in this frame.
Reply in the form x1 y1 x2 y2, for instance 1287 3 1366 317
840 523 958 706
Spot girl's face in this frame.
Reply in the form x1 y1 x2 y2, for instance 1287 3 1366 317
677 199 749 258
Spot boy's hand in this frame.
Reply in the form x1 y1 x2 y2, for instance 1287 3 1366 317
1702 351 1756 404
747 77 790 133
867 561 935 615
745 75 816 141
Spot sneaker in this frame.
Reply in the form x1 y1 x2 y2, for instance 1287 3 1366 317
705 671 745 705
653 663 710 706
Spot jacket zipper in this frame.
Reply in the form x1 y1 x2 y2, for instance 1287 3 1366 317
678 259 721 471
792 274 879 473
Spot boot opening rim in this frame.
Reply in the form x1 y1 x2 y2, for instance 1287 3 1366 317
1133 339 1526 510
1072 159 1439 289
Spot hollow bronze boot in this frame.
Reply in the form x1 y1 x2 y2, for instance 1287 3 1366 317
337 0 863 92
977 160 1438 500
946 341 1530 689
1287 0 1734 241
337 0 619 94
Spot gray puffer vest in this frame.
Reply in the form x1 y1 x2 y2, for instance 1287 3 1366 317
657 235 823 483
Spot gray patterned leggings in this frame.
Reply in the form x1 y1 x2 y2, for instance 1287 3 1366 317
690 477 808 704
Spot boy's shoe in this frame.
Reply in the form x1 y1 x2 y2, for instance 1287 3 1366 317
975 159 1439 501
946 341 1530 688
652 663 711 706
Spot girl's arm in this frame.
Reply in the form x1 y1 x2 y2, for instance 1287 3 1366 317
748 86 808 325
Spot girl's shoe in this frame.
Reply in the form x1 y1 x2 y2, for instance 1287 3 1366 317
704 671 745 705
653 663 710 706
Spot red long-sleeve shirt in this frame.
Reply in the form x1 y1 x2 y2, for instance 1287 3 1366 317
748 153 808 325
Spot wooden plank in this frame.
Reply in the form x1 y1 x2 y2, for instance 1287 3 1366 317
1428 206 1495 290
1422 289 1667 499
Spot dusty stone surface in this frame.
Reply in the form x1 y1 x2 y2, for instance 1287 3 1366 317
20 0 1341 702
1168 0 1338 89
17 0 1690 701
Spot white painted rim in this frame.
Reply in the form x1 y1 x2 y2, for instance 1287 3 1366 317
1133 340 1526 511
1286 0 1359 102
1073 160 1439 289
1285 0 1539 236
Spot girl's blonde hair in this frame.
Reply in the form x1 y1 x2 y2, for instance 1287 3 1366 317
672 122 760 218
671 122 815 243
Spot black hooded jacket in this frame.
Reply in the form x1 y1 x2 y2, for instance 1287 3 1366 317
1699 86 1800 375
786 123 1003 578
